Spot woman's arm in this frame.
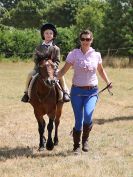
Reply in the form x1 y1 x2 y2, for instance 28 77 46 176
57 62 72 79
97 63 111 85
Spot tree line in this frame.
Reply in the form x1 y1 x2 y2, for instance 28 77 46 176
0 0 133 61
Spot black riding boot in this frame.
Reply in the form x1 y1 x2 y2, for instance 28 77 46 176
21 92 29 103
82 124 92 152
73 128 82 154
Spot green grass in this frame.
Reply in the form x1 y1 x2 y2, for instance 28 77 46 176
0 61 133 177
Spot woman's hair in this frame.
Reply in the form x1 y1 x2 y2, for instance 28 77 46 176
79 29 93 39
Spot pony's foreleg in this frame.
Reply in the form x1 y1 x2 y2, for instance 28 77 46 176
54 103 63 145
37 118 46 151
54 117 60 145
46 118 54 150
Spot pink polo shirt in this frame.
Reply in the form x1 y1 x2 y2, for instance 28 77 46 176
66 47 102 86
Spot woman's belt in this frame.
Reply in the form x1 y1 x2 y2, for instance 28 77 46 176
72 84 97 90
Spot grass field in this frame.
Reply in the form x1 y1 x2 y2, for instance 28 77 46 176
0 61 133 177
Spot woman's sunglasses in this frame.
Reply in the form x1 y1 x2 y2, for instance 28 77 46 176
80 38 91 42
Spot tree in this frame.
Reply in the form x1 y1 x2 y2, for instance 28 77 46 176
101 0 133 58
75 0 107 49
1 0 90 28
0 0 19 10
45 0 89 27
1 0 46 29
120 1 133 63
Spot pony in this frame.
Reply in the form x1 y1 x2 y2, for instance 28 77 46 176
29 59 64 151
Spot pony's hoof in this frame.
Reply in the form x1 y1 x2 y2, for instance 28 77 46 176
46 141 54 150
54 138 59 146
39 141 46 151
54 141 58 146
38 147 45 151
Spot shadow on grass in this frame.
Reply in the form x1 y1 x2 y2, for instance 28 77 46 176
94 115 133 125
0 146 73 161
0 146 33 161
31 149 74 158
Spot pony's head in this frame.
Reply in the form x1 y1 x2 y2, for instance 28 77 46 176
38 59 56 88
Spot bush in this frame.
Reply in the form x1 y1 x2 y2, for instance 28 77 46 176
56 26 76 60
0 26 77 60
0 27 41 59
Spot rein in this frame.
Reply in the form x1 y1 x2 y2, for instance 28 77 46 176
56 81 71 98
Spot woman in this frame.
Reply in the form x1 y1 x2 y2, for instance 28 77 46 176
57 29 112 154
21 23 70 103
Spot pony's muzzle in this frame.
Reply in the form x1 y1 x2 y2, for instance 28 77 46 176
46 77 55 87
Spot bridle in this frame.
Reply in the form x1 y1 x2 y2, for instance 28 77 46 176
39 59 56 88
36 60 56 102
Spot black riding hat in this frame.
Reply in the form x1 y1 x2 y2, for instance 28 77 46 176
40 23 57 40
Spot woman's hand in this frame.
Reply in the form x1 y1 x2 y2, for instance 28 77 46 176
107 82 113 95
107 82 112 89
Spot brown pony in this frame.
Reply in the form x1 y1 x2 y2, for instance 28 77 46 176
29 59 64 151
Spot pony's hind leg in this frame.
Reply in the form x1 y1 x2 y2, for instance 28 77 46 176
36 116 46 151
46 118 54 150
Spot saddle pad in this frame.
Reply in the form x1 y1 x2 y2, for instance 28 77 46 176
28 73 39 98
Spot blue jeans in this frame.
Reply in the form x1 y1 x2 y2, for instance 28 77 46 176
70 86 98 131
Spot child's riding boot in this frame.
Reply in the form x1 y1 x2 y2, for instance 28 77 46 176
21 92 29 102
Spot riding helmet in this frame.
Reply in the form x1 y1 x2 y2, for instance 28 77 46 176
40 23 57 40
